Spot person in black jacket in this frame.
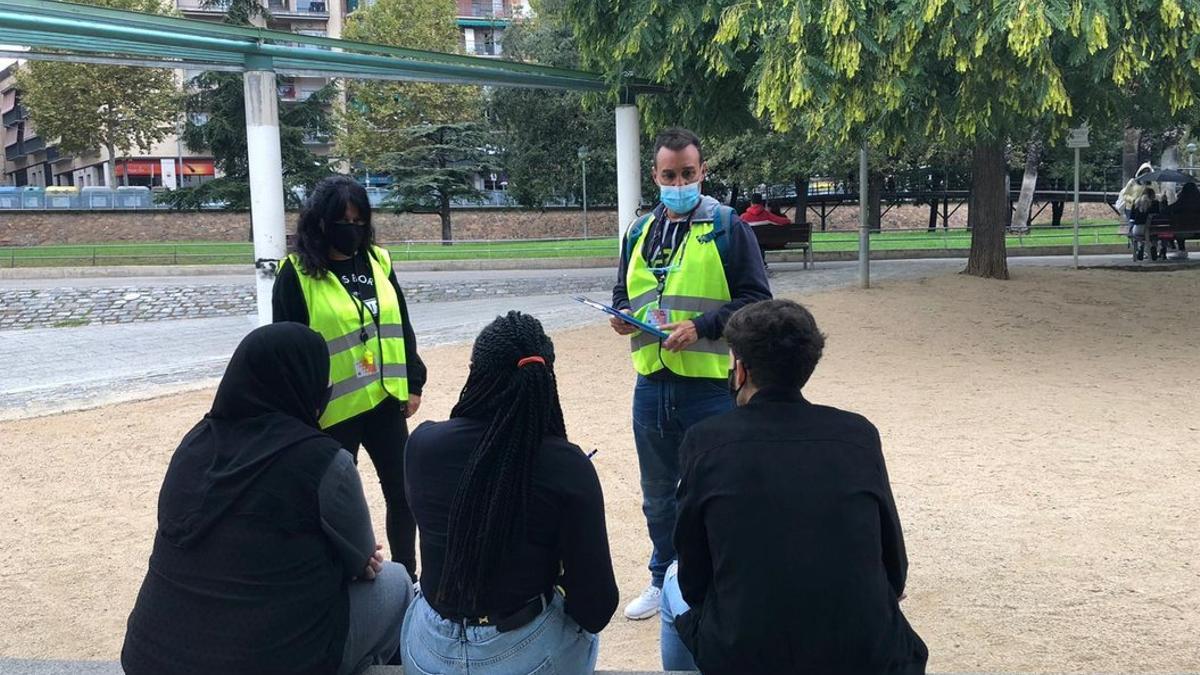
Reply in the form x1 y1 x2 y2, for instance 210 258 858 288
403 311 619 674
273 176 426 578
660 299 928 675
121 323 413 675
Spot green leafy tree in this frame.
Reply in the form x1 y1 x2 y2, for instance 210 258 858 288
338 0 488 241
16 0 180 188
490 9 617 208
338 0 478 163
561 1 1200 279
380 122 494 242
158 0 333 210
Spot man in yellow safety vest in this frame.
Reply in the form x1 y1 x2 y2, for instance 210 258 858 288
610 127 772 620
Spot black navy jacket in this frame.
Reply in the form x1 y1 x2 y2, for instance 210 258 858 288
673 387 928 675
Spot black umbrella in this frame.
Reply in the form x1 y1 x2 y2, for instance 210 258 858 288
1136 169 1196 184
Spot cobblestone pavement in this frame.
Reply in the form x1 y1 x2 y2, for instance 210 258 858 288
0 269 616 331
0 255 1142 419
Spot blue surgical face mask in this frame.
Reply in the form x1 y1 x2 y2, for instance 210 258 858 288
659 180 702 214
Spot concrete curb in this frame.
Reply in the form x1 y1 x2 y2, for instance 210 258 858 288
0 245 1134 280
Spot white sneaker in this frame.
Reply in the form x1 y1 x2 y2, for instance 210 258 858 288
623 584 663 620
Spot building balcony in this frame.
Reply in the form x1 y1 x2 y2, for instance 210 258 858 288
175 0 231 13
457 0 511 18
3 104 26 127
268 0 329 17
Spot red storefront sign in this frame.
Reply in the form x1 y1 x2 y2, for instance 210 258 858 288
115 159 215 177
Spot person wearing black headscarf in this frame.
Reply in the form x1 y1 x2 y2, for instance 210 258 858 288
121 322 413 675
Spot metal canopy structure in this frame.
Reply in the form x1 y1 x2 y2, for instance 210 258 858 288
0 0 665 92
0 0 657 321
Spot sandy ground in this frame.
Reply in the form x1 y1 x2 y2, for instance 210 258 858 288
2 266 1198 671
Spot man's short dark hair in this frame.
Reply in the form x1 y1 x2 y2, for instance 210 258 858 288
750 193 765 205
653 127 703 165
725 300 825 390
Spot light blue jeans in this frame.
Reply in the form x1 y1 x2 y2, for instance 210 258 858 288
401 591 599 674
632 375 732 587
659 563 699 672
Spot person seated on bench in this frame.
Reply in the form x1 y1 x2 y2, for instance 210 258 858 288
740 192 791 227
1131 188 1162 261
403 311 619 674
122 323 413 675
661 299 928 675
1163 181 1198 260
740 193 790 269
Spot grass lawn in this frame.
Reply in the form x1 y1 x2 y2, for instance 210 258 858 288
0 223 1126 267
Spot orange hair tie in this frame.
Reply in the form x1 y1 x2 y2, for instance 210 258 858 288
517 356 546 368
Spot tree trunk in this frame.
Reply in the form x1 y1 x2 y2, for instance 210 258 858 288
964 139 1010 279
728 183 740 207
794 175 808 224
1122 127 1141 186
103 143 117 188
1051 200 1064 227
1160 143 1181 204
867 170 883 232
439 192 453 245
927 196 938 231
1012 139 1042 233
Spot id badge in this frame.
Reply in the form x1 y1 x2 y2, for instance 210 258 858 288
648 308 669 327
355 349 379 378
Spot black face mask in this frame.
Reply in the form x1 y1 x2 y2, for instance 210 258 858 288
327 221 366 257
727 366 744 403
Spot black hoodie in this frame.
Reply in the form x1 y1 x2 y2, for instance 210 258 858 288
122 323 373 675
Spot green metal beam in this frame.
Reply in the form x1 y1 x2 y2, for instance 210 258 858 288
0 0 665 94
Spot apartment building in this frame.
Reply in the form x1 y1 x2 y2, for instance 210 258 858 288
1 60 216 188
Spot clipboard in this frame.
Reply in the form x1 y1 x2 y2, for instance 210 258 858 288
573 296 670 339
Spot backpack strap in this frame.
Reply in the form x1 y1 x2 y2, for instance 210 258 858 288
696 204 735 264
623 212 657 263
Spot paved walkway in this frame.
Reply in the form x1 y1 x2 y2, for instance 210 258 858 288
0 254 1154 420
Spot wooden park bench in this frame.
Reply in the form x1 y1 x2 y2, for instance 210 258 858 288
748 220 814 269
1142 212 1200 259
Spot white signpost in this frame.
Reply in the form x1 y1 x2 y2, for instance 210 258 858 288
1066 124 1090 269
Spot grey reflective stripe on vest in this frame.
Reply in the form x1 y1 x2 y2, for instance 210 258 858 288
630 332 660 352
630 333 726 356
326 323 405 358
329 363 409 400
659 295 726 314
629 289 658 312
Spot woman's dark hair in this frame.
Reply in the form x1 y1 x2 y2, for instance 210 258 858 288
725 299 826 391
293 175 375 277
437 311 566 611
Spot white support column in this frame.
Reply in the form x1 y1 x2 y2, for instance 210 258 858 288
244 60 286 326
615 102 642 243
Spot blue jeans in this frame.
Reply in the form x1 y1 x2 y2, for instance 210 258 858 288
632 375 731 587
660 564 699 672
401 591 599 674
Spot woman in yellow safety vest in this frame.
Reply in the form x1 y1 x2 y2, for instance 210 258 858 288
273 175 426 580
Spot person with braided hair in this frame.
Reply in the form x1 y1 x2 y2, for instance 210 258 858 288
273 175 427 580
402 311 618 674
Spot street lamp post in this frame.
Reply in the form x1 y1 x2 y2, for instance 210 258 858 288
578 145 589 239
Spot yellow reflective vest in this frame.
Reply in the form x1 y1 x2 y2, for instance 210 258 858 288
625 206 732 378
281 246 408 428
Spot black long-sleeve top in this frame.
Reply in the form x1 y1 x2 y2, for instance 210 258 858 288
612 196 772 358
272 253 427 396
404 417 618 633
672 387 928 675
